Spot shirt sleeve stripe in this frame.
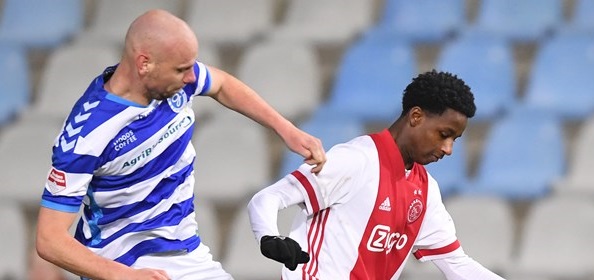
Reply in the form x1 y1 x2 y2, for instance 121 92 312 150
291 170 320 213
413 240 461 260
40 199 80 213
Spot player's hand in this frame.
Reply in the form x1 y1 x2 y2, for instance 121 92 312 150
280 126 326 174
260 235 310 270
123 268 171 280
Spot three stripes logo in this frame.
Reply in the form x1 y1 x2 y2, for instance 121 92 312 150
59 101 99 152
379 197 391 211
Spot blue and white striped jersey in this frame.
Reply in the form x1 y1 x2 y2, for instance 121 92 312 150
41 61 212 266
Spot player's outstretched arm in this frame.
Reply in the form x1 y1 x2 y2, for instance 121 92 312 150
432 255 506 280
205 65 326 173
36 207 171 280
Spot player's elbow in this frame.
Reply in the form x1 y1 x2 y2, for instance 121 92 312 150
35 224 57 262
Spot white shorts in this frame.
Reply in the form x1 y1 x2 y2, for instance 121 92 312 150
131 243 233 280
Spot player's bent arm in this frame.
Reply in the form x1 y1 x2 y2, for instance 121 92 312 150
247 177 306 242
36 207 170 280
205 65 325 173
432 254 506 280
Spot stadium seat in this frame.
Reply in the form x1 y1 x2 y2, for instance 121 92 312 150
471 0 563 42
436 35 516 121
0 0 83 49
223 204 300 280
367 0 465 43
522 33 594 120
461 109 565 200
553 114 594 196
75 0 183 45
236 40 322 122
276 109 365 179
425 136 468 198
30 42 121 120
324 32 415 123
444 196 515 274
0 203 27 279
192 113 271 206
0 43 30 125
0 117 63 205
186 0 274 46
266 0 374 46
507 196 594 279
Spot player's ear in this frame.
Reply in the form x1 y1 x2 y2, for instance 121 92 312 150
136 54 150 75
408 107 424 127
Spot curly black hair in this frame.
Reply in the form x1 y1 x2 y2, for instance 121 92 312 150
400 70 476 118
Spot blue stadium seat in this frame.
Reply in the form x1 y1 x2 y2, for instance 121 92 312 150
277 109 365 179
461 109 565 200
425 136 468 198
471 0 563 42
0 0 83 49
436 35 516 122
367 0 465 43
324 32 415 123
0 43 30 125
522 33 594 120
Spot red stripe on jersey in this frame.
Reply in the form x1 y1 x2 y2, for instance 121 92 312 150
291 171 320 213
413 240 461 259
303 209 330 279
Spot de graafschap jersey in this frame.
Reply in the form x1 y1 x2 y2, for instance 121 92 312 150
40 61 211 266
282 129 463 280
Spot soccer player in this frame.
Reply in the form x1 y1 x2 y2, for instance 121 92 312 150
248 70 506 279
35 9 325 280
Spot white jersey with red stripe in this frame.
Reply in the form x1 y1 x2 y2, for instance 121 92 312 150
282 129 463 280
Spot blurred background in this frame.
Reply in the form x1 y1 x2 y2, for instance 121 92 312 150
1 0 594 279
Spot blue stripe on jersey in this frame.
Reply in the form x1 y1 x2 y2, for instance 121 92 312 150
91 163 194 225
97 110 190 173
91 128 194 191
200 65 212 94
41 190 83 208
52 151 100 174
105 93 147 107
86 189 104 246
114 235 201 266
40 198 80 213
77 196 195 248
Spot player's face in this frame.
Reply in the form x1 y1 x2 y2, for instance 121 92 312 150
144 43 197 100
408 108 468 165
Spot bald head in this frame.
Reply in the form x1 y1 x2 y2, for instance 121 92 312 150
124 9 198 62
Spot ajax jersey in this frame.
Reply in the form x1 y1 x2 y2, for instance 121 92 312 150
40 62 211 266
283 130 462 280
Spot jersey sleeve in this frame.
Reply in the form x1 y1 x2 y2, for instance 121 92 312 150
285 142 368 215
412 172 464 262
188 61 212 97
40 123 104 213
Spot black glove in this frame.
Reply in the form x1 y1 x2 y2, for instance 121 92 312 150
260 235 310 270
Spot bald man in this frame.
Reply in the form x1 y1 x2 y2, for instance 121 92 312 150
35 9 326 280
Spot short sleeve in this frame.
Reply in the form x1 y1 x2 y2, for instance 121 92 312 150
189 61 212 96
412 173 463 261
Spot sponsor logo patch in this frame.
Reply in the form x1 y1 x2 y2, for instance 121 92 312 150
47 168 67 194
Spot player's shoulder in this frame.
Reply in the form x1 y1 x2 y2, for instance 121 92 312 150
327 135 375 160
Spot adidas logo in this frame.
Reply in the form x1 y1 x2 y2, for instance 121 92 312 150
379 197 391 211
